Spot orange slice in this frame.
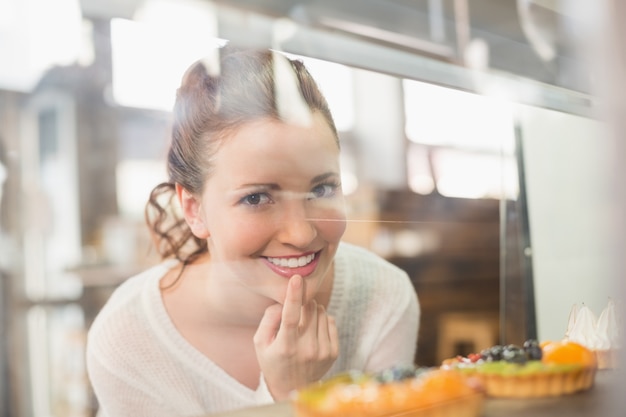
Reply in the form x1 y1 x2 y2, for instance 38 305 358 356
542 340 597 367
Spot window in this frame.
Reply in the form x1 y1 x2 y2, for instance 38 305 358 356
403 79 518 199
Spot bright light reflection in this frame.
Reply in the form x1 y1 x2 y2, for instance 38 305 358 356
282 53 355 132
403 79 515 154
0 0 82 91
404 78 518 199
407 145 436 194
116 160 167 219
111 0 225 110
433 149 518 199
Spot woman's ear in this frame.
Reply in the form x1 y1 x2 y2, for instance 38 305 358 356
175 183 210 239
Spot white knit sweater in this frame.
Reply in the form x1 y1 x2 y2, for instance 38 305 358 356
86 242 420 417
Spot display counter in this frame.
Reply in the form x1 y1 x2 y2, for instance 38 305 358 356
207 370 621 417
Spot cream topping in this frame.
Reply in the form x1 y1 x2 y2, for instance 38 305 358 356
597 299 620 348
567 304 604 349
565 303 579 339
565 301 620 350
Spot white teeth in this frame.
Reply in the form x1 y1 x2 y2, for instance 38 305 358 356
267 253 315 268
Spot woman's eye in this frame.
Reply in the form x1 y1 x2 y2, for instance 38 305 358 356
310 183 338 199
241 193 271 206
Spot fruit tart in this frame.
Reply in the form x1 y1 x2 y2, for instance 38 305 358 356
292 365 485 417
441 339 597 398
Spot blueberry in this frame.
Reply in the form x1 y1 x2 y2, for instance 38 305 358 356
523 339 539 350
523 339 542 360
489 345 504 361
502 345 527 364
375 365 417 383
526 345 542 360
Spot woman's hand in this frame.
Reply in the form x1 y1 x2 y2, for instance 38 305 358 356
253 274 339 400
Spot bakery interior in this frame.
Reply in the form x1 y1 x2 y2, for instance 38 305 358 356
0 0 624 416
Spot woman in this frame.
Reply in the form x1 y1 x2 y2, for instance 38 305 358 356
86 46 419 416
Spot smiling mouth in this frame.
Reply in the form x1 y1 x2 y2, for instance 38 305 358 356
266 252 316 268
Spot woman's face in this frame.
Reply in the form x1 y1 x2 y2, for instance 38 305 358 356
196 112 347 305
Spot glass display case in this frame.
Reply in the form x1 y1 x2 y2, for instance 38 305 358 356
0 1 623 416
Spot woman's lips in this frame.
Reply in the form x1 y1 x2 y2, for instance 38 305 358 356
263 251 320 278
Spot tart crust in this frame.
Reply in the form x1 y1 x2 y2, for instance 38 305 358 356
456 366 596 398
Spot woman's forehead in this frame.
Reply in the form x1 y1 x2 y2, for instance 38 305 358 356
209 115 340 184
221 114 337 154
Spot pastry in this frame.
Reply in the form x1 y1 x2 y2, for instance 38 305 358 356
441 339 597 398
292 366 485 417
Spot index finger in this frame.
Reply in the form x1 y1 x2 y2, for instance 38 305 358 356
278 274 304 338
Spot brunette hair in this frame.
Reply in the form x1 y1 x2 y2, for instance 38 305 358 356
145 46 338 265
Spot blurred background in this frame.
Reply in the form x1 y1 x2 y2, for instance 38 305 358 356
0 0 623 416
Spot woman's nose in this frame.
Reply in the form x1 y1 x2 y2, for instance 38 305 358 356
276 201 317 248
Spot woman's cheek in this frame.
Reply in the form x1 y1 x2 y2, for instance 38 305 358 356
216 217 270 258
317 206 347 242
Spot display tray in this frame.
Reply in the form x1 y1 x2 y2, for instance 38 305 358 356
207 371 623 417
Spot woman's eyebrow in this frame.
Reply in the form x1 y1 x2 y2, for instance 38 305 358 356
238 173 338 189
237 183 280 190
311 172 338 184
